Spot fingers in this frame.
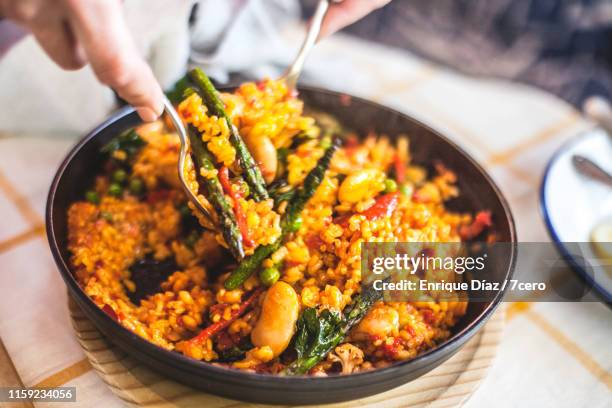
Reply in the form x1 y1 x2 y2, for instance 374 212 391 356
30 15 87 70
320 0 391 38
63 0 163 121
2 0 86 70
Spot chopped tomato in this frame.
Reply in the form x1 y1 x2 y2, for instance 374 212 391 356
187 288 263 345
102 304 119 321
381 337 402 359
218 166 255 247
304 233 325 250
334 192 400 227
459 210 493 240
344 134 359 149
362 192 400 220
421 309 435 325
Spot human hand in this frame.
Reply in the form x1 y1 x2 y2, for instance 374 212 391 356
320 0 391 37
0 0 164 121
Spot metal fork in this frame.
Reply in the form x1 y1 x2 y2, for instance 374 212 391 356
169 0 339 221
283 0 341 90
163 97 214 222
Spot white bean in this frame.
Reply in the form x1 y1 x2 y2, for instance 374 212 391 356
251 281 299 357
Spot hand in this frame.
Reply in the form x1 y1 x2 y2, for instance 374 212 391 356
0 0 164 121
320 0 392 37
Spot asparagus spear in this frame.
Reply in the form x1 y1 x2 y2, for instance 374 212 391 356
284 137 340 228
283 282 384 376
166 76 194 105
188 125 245 260
188 68 269 202
224 137 340 290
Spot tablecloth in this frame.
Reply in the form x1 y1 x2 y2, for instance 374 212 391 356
0 31 610 407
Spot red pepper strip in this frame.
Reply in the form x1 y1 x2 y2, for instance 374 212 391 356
381 337 402 359
218 166 255 247
394 153 406 183
102 304 120 322
459 210 493 240
187 287 264 345
334 192 400 227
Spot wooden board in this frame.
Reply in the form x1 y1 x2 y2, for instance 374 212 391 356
69 299 504 408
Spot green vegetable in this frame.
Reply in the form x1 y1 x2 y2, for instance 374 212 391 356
224 138 340 290
100 211 113 222
282 137 340 231
237 179 250 197
188 68 269 202
108 183 122 197
216 346 247 362
85 190 100 204
215 339 254 362
129 178 144 195
283 282 383 375
277 147 290 163
269 180 295 205
319 136 332 150
101 129 144 157
224 242 279 290
384 178 398 193
259 266 280 287
112 169 127 184
399 183 413 197
188 125 245 260
166 76 194 104
288 215 303 233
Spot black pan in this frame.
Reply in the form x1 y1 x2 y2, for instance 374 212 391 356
46 87 516 405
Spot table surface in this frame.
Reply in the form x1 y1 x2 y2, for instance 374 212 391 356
0 32 610 408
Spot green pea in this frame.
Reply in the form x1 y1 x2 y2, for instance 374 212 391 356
319 137 332 150
85 190 100 204
259 267 280 287
239 180 250 197
112 169 127 184
399 183 413 197
288 215 303 232
108 183 123 197
100 211 113 222
129 178 144 195
384 178 398 193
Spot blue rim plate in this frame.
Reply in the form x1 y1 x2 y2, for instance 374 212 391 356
540 127 612 302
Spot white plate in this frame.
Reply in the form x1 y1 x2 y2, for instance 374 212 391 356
540 128 612 301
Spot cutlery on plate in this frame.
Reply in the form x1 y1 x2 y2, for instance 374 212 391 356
572 154 612 188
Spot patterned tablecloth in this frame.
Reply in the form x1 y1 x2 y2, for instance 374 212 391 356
0 32 610 407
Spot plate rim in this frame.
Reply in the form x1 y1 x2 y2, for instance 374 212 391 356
539 127 612 302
